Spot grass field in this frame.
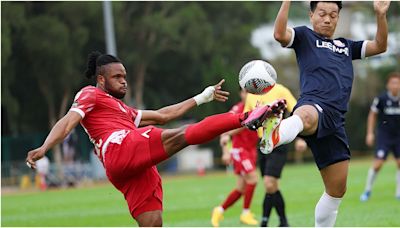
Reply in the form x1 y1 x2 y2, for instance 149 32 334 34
2 158 400 227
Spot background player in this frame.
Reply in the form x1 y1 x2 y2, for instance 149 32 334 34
270 1 390 226
360 72 400 201
25 51 284 227
211 89 260 227
244 83 307 227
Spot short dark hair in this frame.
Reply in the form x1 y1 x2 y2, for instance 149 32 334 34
84 51 121 79
387 72 400 83
310 1 342 12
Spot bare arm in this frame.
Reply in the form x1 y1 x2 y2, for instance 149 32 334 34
139 79 229 126
365 1 390 57
365 110 378 147
26 111 82 169
274 1 293 47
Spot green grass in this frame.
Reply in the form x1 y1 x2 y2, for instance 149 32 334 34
2 158 400 227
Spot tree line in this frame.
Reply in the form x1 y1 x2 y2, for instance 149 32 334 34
2 2 399 154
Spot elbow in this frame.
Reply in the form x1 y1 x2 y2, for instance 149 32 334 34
380 45 387 54
273 32 287 45
157 116 169 125
273 32 283 42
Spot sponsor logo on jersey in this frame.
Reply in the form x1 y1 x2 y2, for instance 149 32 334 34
316 40 349 56
384 107 400 115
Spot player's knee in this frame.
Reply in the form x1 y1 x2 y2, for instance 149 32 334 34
138 216 162 227
265 183 278 193
264 179 278 193
301 114 317 133
295 107 318 134
246 175 258 185
327 186 346 198
373 166 382 172
152 216 163 227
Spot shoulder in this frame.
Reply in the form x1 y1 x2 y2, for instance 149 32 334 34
378 92 388 101
73 86 98 103
293 25 313 36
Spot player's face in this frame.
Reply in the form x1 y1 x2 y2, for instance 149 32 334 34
101 63 128 99
309 2 339 39
387 77 400 96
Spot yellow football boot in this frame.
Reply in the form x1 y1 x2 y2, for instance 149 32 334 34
240 211 258 225
211 207 224 227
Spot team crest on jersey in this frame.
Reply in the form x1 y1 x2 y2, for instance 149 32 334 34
333 40 345 47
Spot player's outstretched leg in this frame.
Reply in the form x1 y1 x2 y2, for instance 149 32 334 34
184 103 276 146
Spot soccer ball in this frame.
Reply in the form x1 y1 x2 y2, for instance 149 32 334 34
238 60 277 95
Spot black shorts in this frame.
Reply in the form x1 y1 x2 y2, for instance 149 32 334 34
259 145 288 178
294 99 351 170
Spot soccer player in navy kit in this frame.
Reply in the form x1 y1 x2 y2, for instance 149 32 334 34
266 1 390 226
360 72 400 201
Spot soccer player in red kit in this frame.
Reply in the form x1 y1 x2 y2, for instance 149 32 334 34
211 89 260 227
26 51 286 227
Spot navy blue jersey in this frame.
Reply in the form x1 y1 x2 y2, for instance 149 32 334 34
371 92 400 138
287 26 366 112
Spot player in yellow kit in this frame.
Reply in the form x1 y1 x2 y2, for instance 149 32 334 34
245 83 307 227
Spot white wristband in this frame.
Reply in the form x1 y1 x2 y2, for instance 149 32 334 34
193 86 215 106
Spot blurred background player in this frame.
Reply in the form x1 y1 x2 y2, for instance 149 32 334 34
244 83 307 227
35 156 50 191
211 89 260 227
272 1 390 226
360 72 400 201
26 51 283 227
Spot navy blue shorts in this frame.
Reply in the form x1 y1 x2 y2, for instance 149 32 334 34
375 133 400 160
293 99 351 170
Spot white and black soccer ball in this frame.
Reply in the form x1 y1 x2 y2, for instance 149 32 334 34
238 60 277 95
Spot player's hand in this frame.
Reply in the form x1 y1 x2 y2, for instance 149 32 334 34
213 79 229 102
374 1 390 15
366 133 375 147
26 147 46 170
219 134 230 147
222 152 231 165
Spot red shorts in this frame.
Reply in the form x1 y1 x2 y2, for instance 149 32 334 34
231 147 257 176
132 178 163 218
104 126 169 218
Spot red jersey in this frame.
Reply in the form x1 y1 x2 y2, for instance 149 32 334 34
69 86 142 162
229 102 259 152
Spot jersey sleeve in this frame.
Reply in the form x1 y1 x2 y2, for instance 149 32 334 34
348 39 367 60
129 107 142 127
70 87 97 118
286 26 307 49
370 96 381 113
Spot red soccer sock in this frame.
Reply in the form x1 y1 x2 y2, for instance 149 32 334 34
222 189 242 210
184 112 245 145
243 183 257 209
